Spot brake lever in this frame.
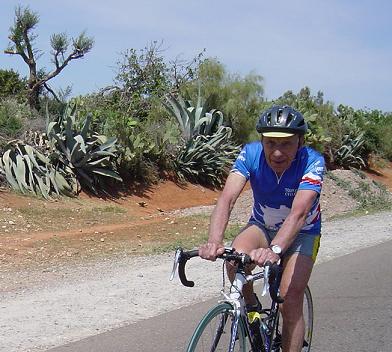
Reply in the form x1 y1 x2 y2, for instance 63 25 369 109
169 248 182 281
261 264 270 296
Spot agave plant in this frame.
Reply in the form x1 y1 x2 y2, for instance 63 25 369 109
175 126 240 187
164 91 240 187
163 91 218 141
46 104 122 194
334 132 366 169
0 104 122 198
0 140 77 198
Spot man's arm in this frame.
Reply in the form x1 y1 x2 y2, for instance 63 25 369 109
199 172 247 260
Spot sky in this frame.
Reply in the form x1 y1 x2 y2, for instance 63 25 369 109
1 0 391 112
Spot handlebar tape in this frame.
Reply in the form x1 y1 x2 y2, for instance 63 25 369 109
178 249 199 287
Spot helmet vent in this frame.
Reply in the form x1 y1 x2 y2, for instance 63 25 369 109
277 109 283 123
286 113 294 126
266 113 272 126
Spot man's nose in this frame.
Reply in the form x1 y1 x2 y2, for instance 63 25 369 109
272 148 283 157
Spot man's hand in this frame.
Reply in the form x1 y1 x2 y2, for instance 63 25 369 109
199 242 225 261
249 247 280 266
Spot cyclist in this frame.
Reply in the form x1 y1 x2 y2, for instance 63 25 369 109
199 105 325 352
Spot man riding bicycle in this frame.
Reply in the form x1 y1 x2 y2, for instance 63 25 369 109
199 105 325 352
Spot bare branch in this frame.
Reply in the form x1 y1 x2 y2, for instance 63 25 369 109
22 26 34 62
36 46 87 88
4 49 19 55
43 82 61 103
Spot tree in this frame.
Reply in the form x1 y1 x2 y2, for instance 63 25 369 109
181 58 265 144
4 5 94 110
0 69 26 99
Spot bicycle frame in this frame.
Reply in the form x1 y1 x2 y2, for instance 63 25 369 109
225 271 281 352
170 247 285 352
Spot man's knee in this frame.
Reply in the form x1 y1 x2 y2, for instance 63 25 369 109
280 287 305 321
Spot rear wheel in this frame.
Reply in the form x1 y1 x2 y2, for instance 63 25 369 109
269 286 314 351
186 302 248 352
302 286 313 351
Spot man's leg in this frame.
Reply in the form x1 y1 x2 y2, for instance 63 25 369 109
279 253 314 352
227 224 268 304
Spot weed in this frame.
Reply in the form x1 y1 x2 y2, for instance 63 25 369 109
328 171 392 212
91 206 127 214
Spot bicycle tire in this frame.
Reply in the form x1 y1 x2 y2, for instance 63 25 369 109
302 285 313 351
186 302 249 352
270 285 314 352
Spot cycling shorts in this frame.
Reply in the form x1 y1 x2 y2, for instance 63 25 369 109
247 219 321 262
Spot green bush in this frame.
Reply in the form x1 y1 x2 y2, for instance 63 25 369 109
0 98 43 139
180 58 265 144
0 69 26 100
72 93 179 182
273 87 334 154
164 92 240 186
335 105 392 166
0 104 23 138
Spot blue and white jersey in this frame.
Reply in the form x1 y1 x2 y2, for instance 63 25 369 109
232 141 325 235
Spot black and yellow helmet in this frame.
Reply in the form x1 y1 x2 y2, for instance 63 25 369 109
256 105 308 137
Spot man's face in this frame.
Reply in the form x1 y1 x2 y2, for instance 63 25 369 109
262 135 301 175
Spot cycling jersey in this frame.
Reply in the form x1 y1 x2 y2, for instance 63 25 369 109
232 141 325 235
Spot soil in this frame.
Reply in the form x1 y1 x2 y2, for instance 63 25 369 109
1 164 392 287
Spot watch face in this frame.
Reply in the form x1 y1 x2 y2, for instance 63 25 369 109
271 245 282 254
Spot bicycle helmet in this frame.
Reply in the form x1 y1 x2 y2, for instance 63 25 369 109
256 105 308 137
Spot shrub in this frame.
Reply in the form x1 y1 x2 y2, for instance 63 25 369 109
0 98 43 139
0 104 122 198
0 69 26 100
180 58 265 144
164 92 240 186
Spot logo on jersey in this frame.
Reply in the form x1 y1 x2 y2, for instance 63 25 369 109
284 188 297 197
237 150 246 162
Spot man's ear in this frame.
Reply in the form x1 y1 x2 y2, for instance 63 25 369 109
298 135 305 148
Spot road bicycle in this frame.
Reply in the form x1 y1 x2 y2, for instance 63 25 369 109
170 247 313 352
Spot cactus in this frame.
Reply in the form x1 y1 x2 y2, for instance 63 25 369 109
0 140 77 198
175 126 240 187
164 92 239 187
46 104 122 194
334 132 366 169
0 104 122 197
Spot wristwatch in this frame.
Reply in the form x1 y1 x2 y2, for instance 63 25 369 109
269 244 283 257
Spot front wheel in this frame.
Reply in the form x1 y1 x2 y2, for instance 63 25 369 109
186 302 249 352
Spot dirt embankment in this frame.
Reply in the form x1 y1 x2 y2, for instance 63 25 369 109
0 166 391 285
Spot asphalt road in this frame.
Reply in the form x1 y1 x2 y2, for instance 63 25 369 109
49 240 392 352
